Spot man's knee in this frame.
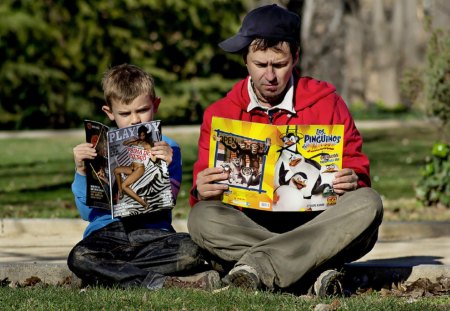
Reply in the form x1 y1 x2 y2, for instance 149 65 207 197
188 201 219 235
359 187 384 222
187 203 207 246
188 201 235 249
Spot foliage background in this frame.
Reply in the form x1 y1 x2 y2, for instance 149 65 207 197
1 0 449 130
0 0 248 129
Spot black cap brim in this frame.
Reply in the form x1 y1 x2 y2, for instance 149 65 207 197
218 34 254 53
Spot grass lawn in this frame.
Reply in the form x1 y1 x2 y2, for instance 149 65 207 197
1 124 450 308
1 123 449 221
1 285 450 311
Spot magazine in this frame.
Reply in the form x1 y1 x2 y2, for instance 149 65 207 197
84 120 174 218
209 117 344 212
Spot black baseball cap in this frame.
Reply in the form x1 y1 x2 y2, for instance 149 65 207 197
219 4 300 53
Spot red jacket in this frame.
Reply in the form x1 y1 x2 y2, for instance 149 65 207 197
189 74 371 207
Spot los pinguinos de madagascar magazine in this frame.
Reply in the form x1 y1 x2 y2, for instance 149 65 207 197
84 120 174 218
209 117 344 212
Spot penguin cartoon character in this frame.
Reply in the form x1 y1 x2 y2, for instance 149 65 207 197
274 125 304 188
272 172 310 211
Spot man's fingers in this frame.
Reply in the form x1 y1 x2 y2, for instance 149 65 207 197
196 167 229 200
198 183 228 199
197 167 228 184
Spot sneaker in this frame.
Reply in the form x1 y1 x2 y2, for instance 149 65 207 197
222 265 261 290
163 270 221 291
313 269 344 297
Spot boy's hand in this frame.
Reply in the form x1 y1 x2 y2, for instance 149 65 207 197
332 168 359 195
73 143 97 175
151 141 173 165
195 167 229 201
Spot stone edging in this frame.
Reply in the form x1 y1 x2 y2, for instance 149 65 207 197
2 219 450 241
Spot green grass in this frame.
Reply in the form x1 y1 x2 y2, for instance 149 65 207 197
2 125 450 308
364 126 438 199
0 136 77 218
1 286 450 311
0 124 447 220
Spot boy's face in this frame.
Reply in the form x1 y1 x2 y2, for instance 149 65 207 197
102 94 160 129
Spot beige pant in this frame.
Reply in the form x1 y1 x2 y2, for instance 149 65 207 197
188 187 383 289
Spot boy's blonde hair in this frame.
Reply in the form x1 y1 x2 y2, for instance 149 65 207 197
101 64 156 108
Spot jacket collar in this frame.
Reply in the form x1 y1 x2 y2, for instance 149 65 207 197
246 75 296 115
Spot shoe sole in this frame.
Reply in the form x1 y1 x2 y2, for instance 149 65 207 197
224 270 259 290
314 270 344 297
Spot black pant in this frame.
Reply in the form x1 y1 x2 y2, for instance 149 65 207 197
67 221 207 289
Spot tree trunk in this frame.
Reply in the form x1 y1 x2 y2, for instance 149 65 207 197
343 0 365 106
368 0 401 108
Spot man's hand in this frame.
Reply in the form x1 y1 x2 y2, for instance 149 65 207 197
195 167 229 201
332 168 359 195
151 141 173 165
73 143 97 175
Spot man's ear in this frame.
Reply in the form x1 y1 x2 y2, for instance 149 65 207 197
102 105 115 121
294 48 300 65
153 97 161 113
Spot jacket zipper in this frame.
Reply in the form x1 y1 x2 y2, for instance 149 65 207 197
268 110 276 124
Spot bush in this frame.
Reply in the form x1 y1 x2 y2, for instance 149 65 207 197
425 29 450 129
413 24 450 208
0 0 246 129
416 142 450 208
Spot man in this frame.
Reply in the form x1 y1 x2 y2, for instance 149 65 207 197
188 4 383 296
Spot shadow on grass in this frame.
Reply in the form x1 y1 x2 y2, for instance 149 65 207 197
0 182 72 195
345 255 445 291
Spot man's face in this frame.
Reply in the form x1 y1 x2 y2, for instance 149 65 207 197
246 42 298 106
102 94 160 129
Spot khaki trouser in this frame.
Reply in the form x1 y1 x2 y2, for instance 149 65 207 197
188 187 383 289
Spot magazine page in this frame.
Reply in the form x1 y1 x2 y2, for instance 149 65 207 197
209 117 344 212
107 121 174 218
84 120 110 210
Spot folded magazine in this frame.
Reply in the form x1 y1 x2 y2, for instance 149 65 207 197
84 120 174 218
209 117 344 211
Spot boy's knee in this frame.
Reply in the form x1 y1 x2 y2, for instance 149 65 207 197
67 245 92 274
180 236 202 257
67 246 83 272
176 234 209 270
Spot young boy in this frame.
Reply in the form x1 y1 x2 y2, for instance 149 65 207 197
68 64 219 290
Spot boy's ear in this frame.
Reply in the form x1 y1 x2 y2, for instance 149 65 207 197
153 97 161 113
102 105 115 121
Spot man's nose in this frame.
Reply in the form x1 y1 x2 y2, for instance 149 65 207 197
265 66 276 82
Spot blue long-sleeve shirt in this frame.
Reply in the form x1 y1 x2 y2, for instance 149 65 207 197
72 135 182 238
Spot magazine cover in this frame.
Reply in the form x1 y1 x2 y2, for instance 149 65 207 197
84 120 174 218
85 120 110 210
209 117 344 212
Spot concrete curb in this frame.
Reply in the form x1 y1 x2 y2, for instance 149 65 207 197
0 119 432 140
0 126 200 140
2 219 450 241
0 218 188 238
0 263 75 287
378 221 450 241
2 218 450 289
